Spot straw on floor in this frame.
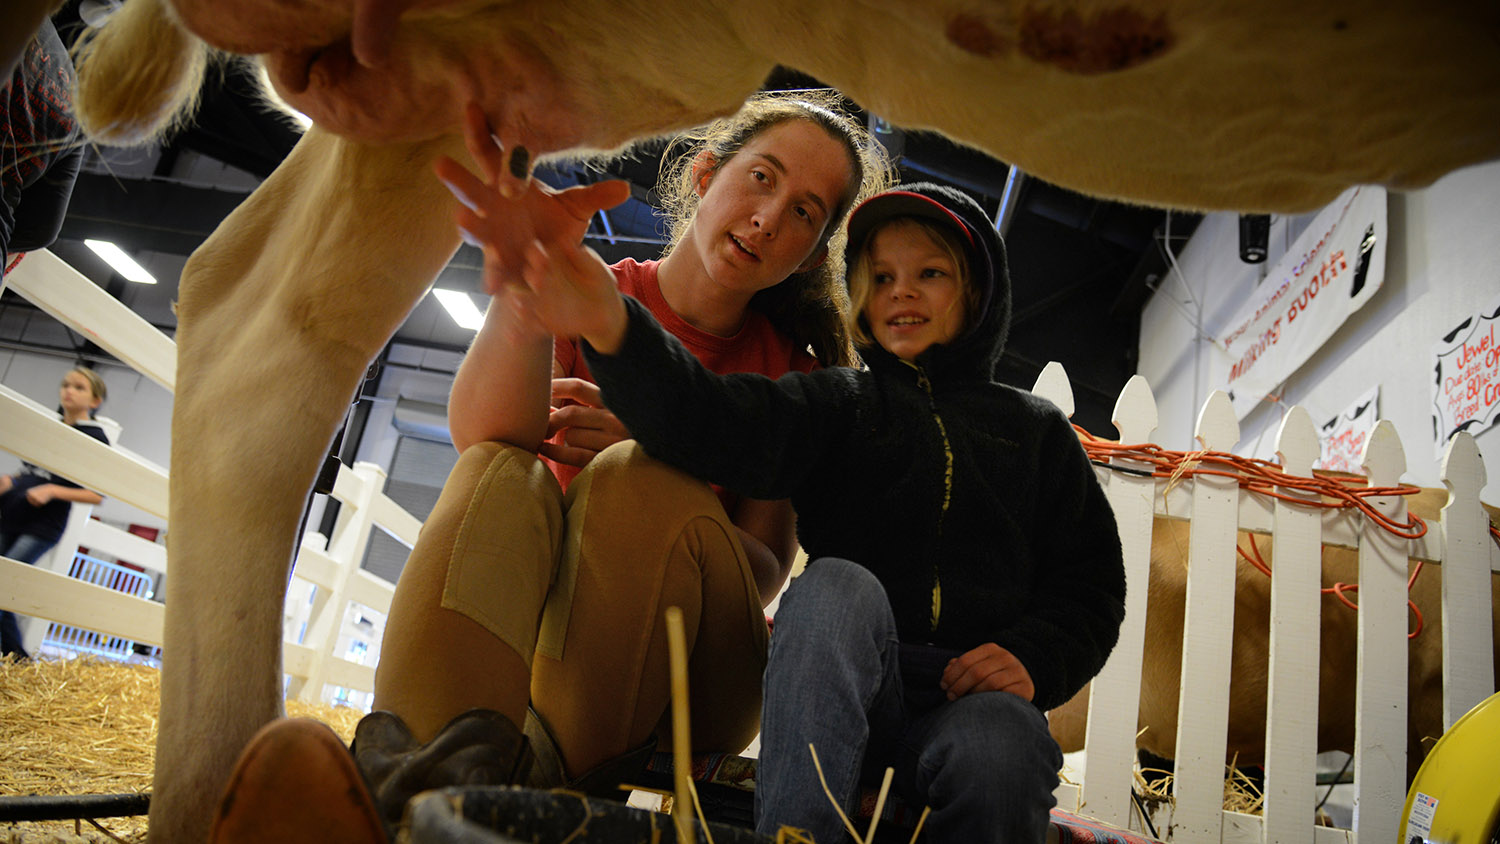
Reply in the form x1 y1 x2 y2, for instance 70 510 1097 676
1 657 363 844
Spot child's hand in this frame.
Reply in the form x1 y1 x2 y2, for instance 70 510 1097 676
0 475 11 495
513 237 629 353
435 102 629 294
941 642 1035 702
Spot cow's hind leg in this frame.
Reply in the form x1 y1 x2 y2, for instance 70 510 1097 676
150 127 464 844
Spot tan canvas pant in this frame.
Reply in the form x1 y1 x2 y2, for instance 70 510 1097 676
373 440 768 778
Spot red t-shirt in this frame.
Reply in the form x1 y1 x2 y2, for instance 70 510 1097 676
549 258 818 511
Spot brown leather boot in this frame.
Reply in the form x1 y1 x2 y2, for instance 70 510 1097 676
522 706 657 797
352 708 533 831
210 718 387 844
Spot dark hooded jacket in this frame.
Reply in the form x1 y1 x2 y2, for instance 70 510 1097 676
582 184 1125 712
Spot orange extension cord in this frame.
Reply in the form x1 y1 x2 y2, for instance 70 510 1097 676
1076 426 1500 640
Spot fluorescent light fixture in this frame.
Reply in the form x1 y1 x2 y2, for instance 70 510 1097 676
84 239 157 284
432 288 485 330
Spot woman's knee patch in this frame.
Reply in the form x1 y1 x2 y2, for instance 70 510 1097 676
437 442 565 665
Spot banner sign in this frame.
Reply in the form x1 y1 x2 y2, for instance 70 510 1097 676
1430 291 1500 458
1316 385 1379 474
1212 186 1388 419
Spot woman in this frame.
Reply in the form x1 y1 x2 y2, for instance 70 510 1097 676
356 89 893 825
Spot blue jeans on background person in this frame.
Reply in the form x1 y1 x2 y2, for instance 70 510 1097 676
1 531 58 660
755 557 1062 844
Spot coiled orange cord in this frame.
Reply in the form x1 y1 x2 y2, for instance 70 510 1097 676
1073 425 1491 641
1236 535 1425 640
1075 425 1430 538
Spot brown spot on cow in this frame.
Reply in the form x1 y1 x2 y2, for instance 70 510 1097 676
947 14 1009 58
1019 6 1173 74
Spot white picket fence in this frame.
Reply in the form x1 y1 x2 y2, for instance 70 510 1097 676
4 251 1498 842
0 249 412 705
1031 362 1497 843
42 552 156 659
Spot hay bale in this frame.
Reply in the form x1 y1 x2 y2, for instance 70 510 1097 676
1 657 365 843
1128 759 1267 835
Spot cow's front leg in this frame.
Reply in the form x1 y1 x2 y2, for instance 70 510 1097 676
149 127 466 844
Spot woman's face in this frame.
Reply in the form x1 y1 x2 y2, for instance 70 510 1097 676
686 119 854 298
862 221 968 361
60 371 101 415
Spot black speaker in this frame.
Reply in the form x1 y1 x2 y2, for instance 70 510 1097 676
1239 214 1270 264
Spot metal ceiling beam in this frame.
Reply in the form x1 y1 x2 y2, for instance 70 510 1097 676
59 174 250 256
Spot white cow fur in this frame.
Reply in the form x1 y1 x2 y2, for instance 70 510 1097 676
50 0 1500 840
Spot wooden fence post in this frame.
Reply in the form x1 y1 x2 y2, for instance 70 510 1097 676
1169 390 1240 841
1262 406 1321 843
1078 374 1159 830
1352 421 1408 842
291 462 385 703
1438 431 1494 727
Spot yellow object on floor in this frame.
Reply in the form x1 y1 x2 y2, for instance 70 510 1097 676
1401 690 1500 844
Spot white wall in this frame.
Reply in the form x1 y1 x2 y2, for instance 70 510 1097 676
1139 161 1500 504
300 344 462 536
350 344 464 469
0 349 173 531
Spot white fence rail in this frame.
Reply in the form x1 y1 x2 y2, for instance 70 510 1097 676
1 249 411 705
1033 366 1497 844
43 553 155 659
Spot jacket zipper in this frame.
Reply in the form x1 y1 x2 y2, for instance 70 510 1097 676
908 361 952 635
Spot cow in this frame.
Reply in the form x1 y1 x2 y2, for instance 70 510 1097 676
1046 485 1500 781
43 0 1500 840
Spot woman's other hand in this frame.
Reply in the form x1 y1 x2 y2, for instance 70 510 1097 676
540 378 631 468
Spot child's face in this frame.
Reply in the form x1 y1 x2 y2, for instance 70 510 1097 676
60 372 101 415
862 221 967 361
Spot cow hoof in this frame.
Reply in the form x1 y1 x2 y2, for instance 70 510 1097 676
352 708 533 830
210 718 387 844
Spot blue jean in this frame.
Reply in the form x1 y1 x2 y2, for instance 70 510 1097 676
1 531 57 659
755 558 1061 844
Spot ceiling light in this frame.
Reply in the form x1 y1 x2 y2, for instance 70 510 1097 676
432 288 484 330
84 239 157 284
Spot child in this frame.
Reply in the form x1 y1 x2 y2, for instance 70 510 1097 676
367 92 888 819
507 181 1126 842
1 366 110 659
